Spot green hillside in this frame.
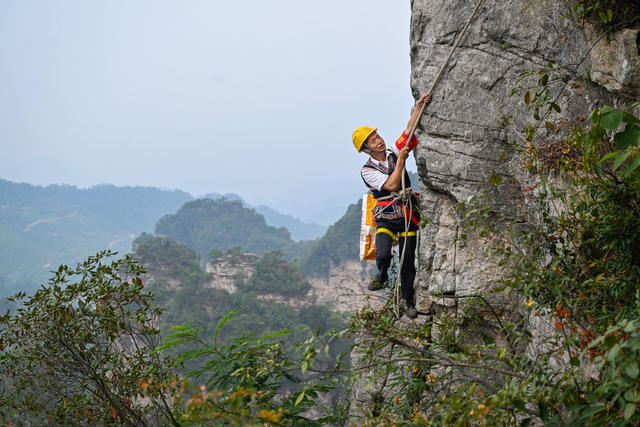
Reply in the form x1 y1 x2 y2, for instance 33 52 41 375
155 198 310 260
298 200 362 277
0 179 192 296
202 192 327 241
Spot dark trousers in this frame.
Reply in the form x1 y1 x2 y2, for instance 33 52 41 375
375 218 418 304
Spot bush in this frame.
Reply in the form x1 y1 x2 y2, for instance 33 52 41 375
0 251 179 426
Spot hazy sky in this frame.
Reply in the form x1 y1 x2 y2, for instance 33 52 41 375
0 1 417 223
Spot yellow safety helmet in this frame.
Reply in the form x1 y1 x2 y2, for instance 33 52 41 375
352 126 377 152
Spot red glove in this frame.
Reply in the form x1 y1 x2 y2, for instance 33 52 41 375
395 131 418 152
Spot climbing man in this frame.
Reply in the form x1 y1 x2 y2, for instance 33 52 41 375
352 94 431 319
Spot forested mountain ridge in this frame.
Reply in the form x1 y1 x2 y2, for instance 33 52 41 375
254 204 325 241
154 198 311 261
0 179 338 298
202 192 326 240
0 179 192 296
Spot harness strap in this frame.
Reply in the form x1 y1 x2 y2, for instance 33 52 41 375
376 227 397 239
376 188 420 223
377 228 417 238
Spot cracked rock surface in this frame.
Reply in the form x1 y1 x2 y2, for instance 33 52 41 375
348 0 639 417
409 0 637 313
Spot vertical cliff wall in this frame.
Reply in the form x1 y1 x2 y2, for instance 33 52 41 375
349 0 639 419
409 0 638 314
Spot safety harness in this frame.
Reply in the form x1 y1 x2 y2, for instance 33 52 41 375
362 151 421 317
361 0 487 318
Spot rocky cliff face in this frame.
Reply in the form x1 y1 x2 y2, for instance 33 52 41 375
308 260 379 312
205 253 260 293
410 0 638 317
206 254 377 311
349 0 639 417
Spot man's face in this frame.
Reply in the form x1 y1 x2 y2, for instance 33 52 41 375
365 132 386 152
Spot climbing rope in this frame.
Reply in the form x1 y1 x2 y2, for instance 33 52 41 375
406 0 487 141
392 0 487 319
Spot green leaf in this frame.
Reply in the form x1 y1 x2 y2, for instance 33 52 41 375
624 403 636 421
589 125 605 142
599 11 608 22
614 124 640 149
545 121 556 131
513 397 526 411
214 309 240 338
295 391 305 406
600 106 623 130
607 8 613 21
622 112 640 124
550 103 561 113
622 156 640 178
613 151 632 171
625 361 639 379
607 343 622 361
538 400 549 421
600 151 619 163
524 91 531 105
579 403 605 419
623 321 637 333
540 74 549 86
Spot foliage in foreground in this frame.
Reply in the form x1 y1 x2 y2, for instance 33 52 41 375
0 251 179 426
0 251 350 426
160 311 351 426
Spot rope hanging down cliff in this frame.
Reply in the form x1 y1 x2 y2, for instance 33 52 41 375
392 0 487 318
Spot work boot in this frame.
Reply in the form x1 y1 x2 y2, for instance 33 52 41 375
367 271 388 291
403 301 418 319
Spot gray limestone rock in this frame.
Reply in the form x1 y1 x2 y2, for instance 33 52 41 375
409 0 635 318
586 25 640 98
205 253 259 293
348 0 639 417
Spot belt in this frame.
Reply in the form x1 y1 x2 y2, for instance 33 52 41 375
377 227 417 239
